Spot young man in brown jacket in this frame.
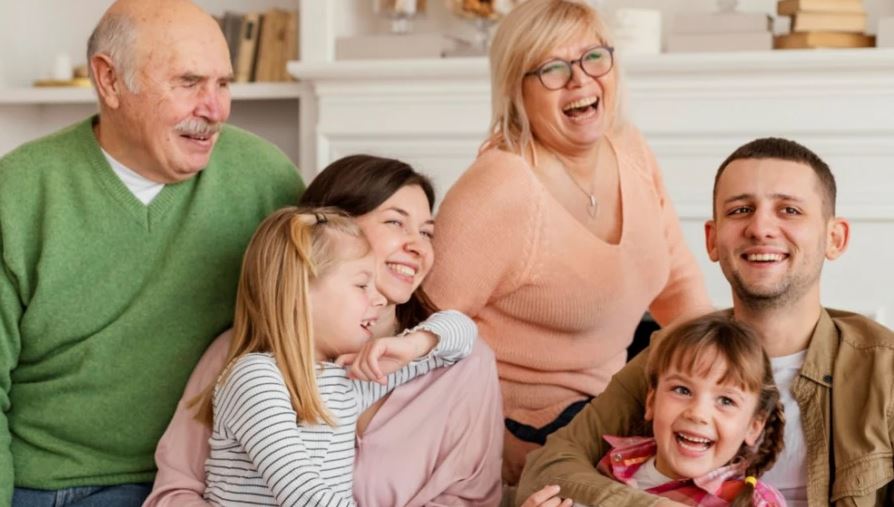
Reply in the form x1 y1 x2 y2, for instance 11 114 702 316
517 138 894 507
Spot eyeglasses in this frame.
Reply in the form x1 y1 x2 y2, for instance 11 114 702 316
524 45 615 90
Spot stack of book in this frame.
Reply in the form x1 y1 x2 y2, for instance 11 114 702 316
218 9 299 83
774 0 874 49
666 10 773 53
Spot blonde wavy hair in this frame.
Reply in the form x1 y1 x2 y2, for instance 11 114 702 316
485 0 626 157
193 206 369 427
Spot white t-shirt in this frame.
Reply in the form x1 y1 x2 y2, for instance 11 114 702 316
631 456 674 490
101 148 164 205
570 460 672 507
761 350 809 507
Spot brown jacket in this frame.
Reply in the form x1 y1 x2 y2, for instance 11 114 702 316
516 309 894 506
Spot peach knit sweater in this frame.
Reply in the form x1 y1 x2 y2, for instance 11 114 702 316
425 126 711 476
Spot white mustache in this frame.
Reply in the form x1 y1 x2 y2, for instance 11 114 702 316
175 118 221 137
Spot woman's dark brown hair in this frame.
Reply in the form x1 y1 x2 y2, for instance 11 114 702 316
299 154 439 330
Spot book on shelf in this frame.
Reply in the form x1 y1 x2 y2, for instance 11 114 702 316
791 12 866 33
255 9 299 82
777 0 864 17
774 31 874 49
666 32 773 53
235 12 261 82
222 12 244 72
671 12 772 34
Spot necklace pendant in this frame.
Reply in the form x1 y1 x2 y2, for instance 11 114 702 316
587 194 598 217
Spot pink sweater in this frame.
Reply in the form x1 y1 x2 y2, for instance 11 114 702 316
143 330 503 506
424 126 711 476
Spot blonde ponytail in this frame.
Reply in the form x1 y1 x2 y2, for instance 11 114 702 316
191 206 367 427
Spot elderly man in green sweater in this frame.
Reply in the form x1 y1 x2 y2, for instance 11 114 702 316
0 1 303 505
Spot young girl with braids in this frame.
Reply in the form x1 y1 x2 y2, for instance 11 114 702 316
593 312 787 506
193 207 475 506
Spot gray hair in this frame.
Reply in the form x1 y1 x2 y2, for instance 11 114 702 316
87 13 140 92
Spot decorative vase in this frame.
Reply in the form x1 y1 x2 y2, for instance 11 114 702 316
374 0 427 34
446 0 520 52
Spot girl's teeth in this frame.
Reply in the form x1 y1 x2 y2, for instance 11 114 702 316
676 432 713 446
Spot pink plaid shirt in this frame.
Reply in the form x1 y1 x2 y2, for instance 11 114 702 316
596 435 786 507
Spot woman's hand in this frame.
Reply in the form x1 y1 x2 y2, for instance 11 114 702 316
520 485 573 507
336 331 437 383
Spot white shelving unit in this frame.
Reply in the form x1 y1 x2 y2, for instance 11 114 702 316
0 0 304 171
0 83 307 105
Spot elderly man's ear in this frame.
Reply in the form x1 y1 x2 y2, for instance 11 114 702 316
91 54 123 109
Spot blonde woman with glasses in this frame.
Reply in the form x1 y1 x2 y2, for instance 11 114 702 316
424 0 713 494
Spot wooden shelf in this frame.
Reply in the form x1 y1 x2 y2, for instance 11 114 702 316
0 82 307 105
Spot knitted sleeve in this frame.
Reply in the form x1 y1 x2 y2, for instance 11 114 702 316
353 310 476 410
0 237 21 505
424 150 540 318
144 333 231 507
636 133 713 326
516 348 662 507
212 355 355 507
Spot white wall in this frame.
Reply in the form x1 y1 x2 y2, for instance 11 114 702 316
325 0 894 50
0 0 299 87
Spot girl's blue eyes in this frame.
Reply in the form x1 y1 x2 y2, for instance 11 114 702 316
671 385 690 396
670 384 740 407
719 396 736 407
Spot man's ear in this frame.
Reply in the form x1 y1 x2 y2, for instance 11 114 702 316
644 389 655 422
705 219 719 262
90 53 123 109
825 217 850 261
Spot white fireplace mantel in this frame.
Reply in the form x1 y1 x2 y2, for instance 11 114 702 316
289 48 894 323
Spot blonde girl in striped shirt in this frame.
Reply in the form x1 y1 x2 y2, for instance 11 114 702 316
192 207 474 506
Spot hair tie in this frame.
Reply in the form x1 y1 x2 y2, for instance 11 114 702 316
744 476 758 487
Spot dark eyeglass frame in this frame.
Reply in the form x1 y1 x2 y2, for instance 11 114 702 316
524 45 615 90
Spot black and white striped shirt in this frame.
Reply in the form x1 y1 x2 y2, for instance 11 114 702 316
204 310 476 506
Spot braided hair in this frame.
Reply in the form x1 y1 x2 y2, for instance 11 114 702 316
730 360 786 507
646 312 786 507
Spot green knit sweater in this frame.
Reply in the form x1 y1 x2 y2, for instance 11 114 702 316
0 117 303 501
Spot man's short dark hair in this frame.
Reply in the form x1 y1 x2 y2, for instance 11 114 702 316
713 137 837 218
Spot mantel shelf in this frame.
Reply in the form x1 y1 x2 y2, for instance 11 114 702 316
0 82 308 105
288 47 894 83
